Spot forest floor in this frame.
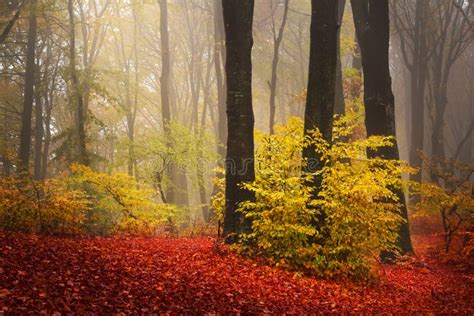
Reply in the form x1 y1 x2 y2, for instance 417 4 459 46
0 232 472 314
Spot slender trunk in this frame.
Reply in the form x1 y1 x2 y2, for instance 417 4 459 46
352 0 413 255
41 93 52 179
159 0 171 129
2 108 12 176
68 0 88 166
18 1 37 173
334 23 345 115
352 36 362 72
268 0 289 134
334 0 346 116
159 0 177 203
33 89 43 180
210 0 227 221
222 0 256 241
214 0 226 159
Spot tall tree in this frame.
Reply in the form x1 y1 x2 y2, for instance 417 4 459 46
425 0 473 184
334 0 346 116
68 0 88 166
351 0 413 255
222 0 256 241
391 0 430 204
214 0 226 160
302 0 339 224
268 0 289 134
18 0 37 173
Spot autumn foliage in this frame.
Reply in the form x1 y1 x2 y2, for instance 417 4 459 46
0 232 472 314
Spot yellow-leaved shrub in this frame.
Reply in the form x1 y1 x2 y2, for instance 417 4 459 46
232 116 411 278
68 164 182 236
0 176 88 235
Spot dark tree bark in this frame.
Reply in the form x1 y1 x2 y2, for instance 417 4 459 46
68 0 88 166
268 0 289 135
222 0 256 241
351 0 413 255
18 1 37 173
302 0 339 220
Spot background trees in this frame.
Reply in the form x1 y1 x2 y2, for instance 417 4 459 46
0 0 472 267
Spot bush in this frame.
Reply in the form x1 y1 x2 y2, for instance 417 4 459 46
0 176 88 235
0 165 186 237
233 116 410 278
68 164 184 236
415 159 473 254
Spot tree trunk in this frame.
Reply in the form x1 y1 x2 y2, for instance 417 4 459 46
351 0 413 255
18 1 37 173
210 0 227 221
302 0 339 225
159 0 178 204
41 92 52 179
68 0 88 166
392 0 429 203
268 0 289 135
159 0 172 130
334 1 346 116
33 88 43 180
222 0 256 241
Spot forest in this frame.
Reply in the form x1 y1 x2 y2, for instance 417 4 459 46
0 0 473 313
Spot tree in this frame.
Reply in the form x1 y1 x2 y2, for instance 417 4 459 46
222 0 256 241
391 0 430 204
67 0 88 166
0 1 23 45
18 0 37 173
159 0 185 205
214 0 226 160
425 0 474 184
351 0 413 255
268 0 289 135
302 0 339 226
334 0 346 116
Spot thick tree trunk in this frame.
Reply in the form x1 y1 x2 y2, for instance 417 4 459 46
351 0 413 255
68 0 88 166
18 1 37 173
268 0 289 135
222 0 256 241
303 0 339 222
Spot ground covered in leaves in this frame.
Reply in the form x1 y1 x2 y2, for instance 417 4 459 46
1 233 472 314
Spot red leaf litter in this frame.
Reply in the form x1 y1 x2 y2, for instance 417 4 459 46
0 233 472 314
